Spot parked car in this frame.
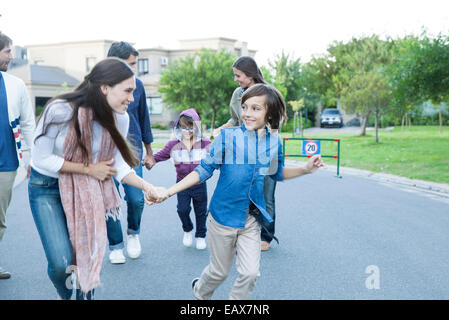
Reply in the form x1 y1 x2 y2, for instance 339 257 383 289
320 108 343 128
345 117 361 127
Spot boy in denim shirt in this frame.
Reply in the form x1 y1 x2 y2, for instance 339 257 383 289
149 85 324 299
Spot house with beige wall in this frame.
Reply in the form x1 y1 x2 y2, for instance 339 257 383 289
9 37 256 125
25 40 114 79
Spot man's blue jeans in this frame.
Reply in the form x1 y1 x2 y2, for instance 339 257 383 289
28 168 94 300
106 164 145 250
261 175 277 243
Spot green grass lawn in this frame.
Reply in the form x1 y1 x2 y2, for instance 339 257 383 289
282 126 449 184
150 126 449 184
151 142 167 149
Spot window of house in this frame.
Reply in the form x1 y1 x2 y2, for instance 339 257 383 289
138 58 149 76
86 57 96 72
147 97 163 114
20 48 28 60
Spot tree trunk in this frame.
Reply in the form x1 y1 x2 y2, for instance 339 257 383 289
292 112 296 137
375 106 379 143
401 114 405 129
210 105 216 139
439 103 443 133
360 112 370 136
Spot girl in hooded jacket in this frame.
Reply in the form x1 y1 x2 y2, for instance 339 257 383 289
151 109 211 250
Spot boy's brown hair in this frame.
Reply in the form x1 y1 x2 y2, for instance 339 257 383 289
241 84 288 130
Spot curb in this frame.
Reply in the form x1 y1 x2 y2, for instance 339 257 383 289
285 158 449 198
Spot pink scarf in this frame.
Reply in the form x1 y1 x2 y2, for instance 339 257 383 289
59 107 121 295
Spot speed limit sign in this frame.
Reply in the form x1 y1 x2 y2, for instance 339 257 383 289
301 140 321 156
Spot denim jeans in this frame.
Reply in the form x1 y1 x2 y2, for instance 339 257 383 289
28 168 94 300
260 175 277 243
176 181 208 238
106 164 144 250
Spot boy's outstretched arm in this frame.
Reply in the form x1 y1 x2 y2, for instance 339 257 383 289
283 155 324 180
168 171 201 197
144 171 201 205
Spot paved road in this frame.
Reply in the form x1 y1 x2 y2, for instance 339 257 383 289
1 158 449 300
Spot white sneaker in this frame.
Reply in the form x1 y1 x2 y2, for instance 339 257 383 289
127 234 141 259
109 249 126 264
183 231 193 247
196 237 207 250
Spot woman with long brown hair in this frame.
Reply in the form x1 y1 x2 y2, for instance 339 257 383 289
28 57 158 299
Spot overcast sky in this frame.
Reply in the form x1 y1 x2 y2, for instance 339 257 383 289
2 0 449 66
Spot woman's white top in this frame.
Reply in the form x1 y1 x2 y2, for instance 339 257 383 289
30 99 134 182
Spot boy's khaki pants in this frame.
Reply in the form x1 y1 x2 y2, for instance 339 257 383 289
0 171 17 241
194 213 261 300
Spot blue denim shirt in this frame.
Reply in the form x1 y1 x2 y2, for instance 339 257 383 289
195 125 284 229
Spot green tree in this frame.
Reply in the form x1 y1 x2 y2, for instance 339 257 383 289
289 98 305 136
332 36 394 141
386 36 420 127
158 49 237 137
302 53 338 108
388 31 449 133
267 51 304 120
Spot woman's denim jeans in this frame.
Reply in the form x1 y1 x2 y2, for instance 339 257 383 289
28 167 94 300
261 175 277 243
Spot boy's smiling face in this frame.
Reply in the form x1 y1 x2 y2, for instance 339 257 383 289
241 95 267 131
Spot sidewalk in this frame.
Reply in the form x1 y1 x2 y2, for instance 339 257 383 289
286 157 449 198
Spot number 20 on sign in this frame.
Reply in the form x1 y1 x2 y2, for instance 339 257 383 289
301 140 321 156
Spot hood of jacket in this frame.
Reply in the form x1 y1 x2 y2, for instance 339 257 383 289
173 108 203 142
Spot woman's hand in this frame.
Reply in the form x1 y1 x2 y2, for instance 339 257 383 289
85 159 117 181
144 186 170 205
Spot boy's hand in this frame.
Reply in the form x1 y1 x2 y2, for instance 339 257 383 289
144 186 170 205
305 155 324 174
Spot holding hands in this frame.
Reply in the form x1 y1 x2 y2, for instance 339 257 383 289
142 154 156 170
144 186 170 205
